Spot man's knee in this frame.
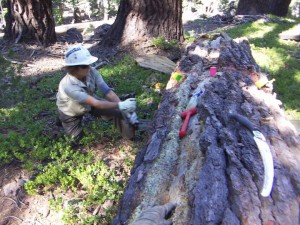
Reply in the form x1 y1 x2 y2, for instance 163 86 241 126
116 118 135 140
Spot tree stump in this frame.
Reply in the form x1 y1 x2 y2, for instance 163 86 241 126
113 33 300 225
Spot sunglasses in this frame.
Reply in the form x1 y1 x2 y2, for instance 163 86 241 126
78 65 89 69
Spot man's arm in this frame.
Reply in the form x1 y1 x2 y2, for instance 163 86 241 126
84 95 119 109
105 90 121 102
84 94 136 112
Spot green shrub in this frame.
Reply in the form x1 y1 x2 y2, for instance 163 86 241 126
151 36 179 50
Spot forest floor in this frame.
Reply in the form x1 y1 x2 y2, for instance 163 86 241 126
0 16 231 225
0 13 299 224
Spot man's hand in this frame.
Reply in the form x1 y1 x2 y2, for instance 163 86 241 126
125 112 139 125
132 202 177 225
118 98 136 113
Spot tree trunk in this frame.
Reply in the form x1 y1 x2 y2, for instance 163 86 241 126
73 7 82 23
105 0 110 21
112 34 300 225
101 0 183 47
237 0 292 16
98 0 110 21
4 0 56 46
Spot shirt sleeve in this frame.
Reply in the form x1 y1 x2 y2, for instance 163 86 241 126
91 67 112 95
64 87 89 103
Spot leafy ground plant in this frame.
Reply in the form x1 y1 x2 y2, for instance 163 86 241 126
151 36 179 50
0 55 169 224
221 16 300 119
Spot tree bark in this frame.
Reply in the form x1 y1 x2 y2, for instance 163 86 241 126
237 0 292 17
112 35 300 225
101 0 183 47
4 0 56 46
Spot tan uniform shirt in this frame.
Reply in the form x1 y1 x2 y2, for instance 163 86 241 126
56 67 110 116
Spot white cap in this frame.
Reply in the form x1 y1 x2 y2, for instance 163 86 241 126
64 45 98 66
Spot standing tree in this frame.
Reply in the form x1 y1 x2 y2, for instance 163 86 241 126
97 0 110 20
4 0 56 46
101 0 183 47
237 0 292 16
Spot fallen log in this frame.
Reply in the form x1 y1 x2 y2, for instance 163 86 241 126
55 20 113 35
113 33 300 225
278 24 300 41
135 55 176 74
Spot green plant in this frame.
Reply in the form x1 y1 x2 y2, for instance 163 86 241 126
184 31 196 43
100 55 169 118
50 197 63 211
53 7 63 25
151 36 179 50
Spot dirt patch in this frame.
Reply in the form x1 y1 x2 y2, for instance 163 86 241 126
0 163 48 225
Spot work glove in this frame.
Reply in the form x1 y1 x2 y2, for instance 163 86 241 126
118 98 136 113
132 202 177 225
127 112 139 125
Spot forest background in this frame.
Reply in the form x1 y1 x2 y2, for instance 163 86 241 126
0 0 300 224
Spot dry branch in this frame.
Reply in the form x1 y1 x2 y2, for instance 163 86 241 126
4 215 23 222
55 21 112 35
1 197 20 208
2 55 24 64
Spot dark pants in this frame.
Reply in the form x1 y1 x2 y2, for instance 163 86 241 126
58 108 135 145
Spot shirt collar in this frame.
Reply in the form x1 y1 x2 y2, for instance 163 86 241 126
67 73 91 88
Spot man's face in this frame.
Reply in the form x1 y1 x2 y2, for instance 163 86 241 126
77 65 90 78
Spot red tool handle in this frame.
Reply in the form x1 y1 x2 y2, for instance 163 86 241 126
179 112 192 138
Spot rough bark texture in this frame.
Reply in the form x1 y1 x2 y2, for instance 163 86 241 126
4 0 56 46
237 0 292 17
101 0 183 46
112 34 300 225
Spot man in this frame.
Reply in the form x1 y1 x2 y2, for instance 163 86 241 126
56 45 137 145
